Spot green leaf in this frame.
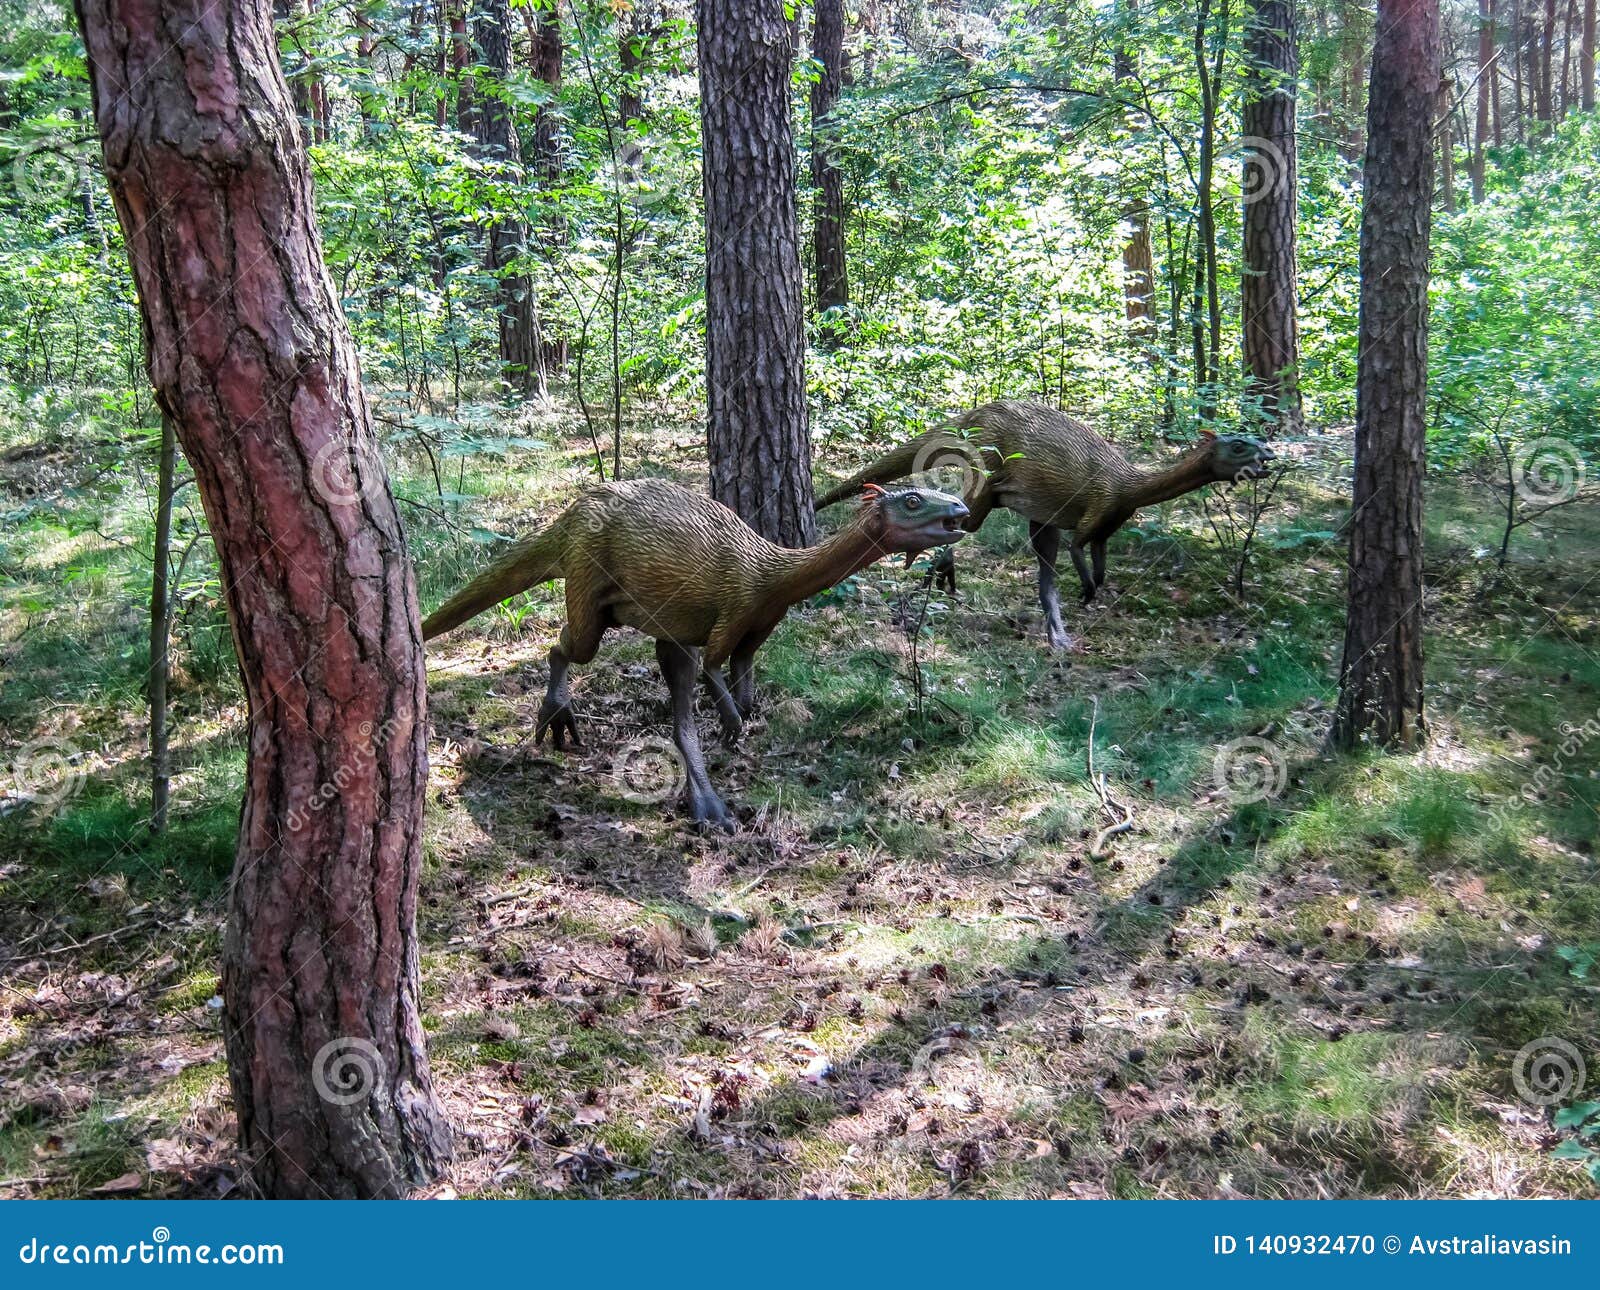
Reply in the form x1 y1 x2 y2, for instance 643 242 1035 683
1553 1102 1600 1130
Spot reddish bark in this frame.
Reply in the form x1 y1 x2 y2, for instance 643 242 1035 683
74 0 452 1196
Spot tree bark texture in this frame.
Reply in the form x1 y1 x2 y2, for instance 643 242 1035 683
1331 0 1438 751
811 0 849 322
697 0 815 546
74 0 453 1196
476 0 545 398
1240 0 1302 435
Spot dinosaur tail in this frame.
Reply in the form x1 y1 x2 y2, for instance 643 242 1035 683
813 433 933 509
814 427 985 510
421 518 567 640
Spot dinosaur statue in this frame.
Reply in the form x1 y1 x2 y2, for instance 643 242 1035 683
815 400 1275 650
422 477 969 827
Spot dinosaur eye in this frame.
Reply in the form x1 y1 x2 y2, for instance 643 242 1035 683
903 493 923 512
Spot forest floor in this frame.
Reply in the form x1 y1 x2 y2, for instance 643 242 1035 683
1 396 1598 1199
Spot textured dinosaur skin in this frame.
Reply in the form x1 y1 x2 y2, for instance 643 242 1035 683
423 478 969 826
816 401 1274 649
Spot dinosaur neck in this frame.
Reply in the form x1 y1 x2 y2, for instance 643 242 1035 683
1121 451 1217 510
763 514 894 608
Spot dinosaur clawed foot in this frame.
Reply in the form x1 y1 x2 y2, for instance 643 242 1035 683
1045 627 1082 654
535 698 582 750
686 787 735 833
717 713 743 748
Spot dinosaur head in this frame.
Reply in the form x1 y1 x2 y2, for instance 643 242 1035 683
1198 431 1276 483
858 482 970 553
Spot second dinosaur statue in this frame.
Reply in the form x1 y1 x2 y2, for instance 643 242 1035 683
816 400 1275 649
423 478 969 827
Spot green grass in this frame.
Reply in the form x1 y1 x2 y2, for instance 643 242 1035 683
3 407 1599 1198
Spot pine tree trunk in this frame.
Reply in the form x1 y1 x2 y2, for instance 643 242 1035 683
1540 0 1557 121
1331 0 1438 752
1473 0 1493 200
1115 2 1154 326
811 0 850 325
477 0 544 398
1241 0 1302 435
527 5 563 182
697 0 815 546
74 0 453 1196
1584 0 1597 110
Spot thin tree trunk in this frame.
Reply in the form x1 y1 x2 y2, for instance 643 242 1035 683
1193 0 1228 421
76 0 453 1196
811 0 849 327
1241 0 1302 435
1584 0 1596 109
1439 77 1457 211
1331 0 1439 752
1473 0 1494 199
148 411 176 835
697 0 815 546
1540 0 1557 121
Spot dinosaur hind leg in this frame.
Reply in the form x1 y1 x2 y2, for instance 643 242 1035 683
656 639 733 831
1030 522 1074 652
537 609 604 750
